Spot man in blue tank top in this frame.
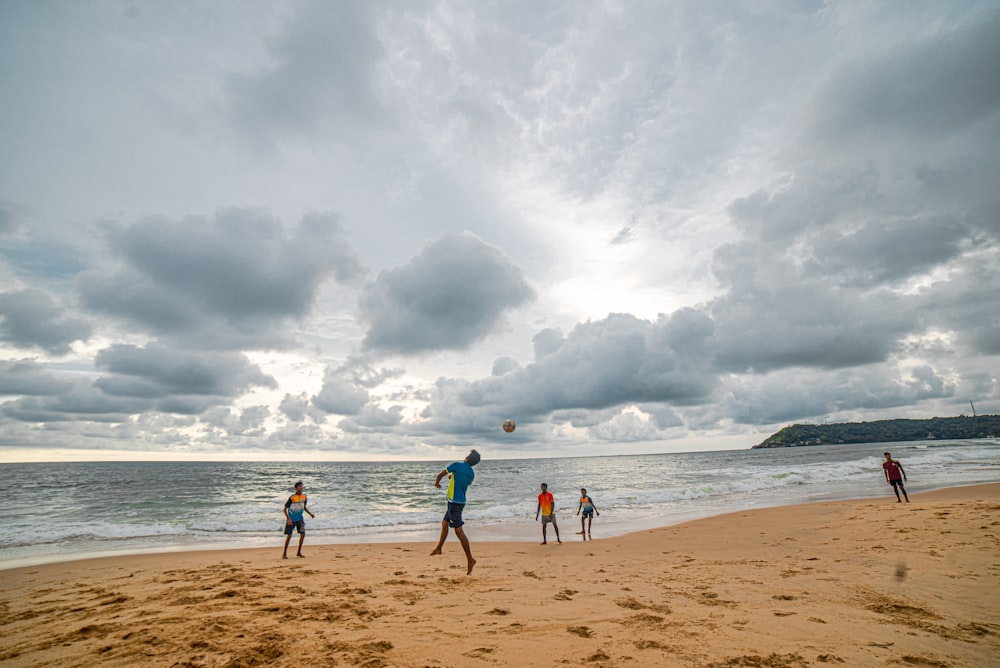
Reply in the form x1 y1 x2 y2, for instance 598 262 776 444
430 450 481 575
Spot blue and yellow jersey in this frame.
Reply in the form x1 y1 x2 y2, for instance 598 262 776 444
285 493 307 522
446 462 475 503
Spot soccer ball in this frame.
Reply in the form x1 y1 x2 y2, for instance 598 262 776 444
502 419 516 433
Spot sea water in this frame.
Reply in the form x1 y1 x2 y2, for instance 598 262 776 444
1 439 998 568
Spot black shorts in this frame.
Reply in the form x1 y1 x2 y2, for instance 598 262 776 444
444 502 466 528
889 479 905 488
284 519 306 535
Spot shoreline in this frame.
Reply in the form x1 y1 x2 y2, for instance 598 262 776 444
2 483 998 666
3 479 996 572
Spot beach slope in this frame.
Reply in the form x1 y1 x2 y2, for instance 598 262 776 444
2 484 998 667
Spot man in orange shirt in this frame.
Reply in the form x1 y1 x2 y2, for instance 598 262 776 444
535 483 562 545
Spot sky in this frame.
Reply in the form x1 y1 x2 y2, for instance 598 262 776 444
1 1 998 462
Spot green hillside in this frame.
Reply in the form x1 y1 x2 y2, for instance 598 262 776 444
753 415 1000 448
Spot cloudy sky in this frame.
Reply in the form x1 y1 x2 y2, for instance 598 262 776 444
1 1 998 462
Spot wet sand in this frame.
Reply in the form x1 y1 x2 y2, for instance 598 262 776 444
1 484 998 667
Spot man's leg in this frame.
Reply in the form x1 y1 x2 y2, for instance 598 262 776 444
587 515 592 535
900 483 909 502
541 521 548 545
296 531 306 557
579 516 585 536
454 526 476 575
431 520 449 555
891 481 901 501
282 532 291 558
553 519 562 544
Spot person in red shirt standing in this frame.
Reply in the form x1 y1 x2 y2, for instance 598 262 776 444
535 483 562 545
882 452 909 503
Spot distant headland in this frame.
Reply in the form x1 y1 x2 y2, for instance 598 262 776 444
752 414 1000 449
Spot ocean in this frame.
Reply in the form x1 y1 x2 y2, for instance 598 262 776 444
2 439 998 569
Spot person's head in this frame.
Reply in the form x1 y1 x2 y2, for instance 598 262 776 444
580 488 587 495
465 449 481 466
540 482 548 492
883 452 892 460
294 481 304 492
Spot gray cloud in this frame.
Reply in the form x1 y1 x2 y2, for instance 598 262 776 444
1 341 277 424
337 355 405 389
359 233 535 354
423 313 718 433
0 289 92 354
93 342 276 399
79 208 363 349
338 404 404 432
279 392 327 423
491 356 518 376
1 380 149 423
718 364 955 427
808 11 1000 146
0 199 20 234
311 367 370 416
807 217 971 287
227 1 388 140
0 359 66 396
532 328 563 361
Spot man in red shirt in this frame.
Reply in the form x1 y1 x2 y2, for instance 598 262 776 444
535 483 562 545
882 452 909 503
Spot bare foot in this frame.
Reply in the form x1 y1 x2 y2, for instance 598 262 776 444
297 553 305 558
282 554 288 559
576 531 584 534
541 541 547 545
557 539 562 544
467 558 477 575
430 548 442 555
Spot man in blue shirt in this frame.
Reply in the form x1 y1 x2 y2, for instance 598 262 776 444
430 449 481 575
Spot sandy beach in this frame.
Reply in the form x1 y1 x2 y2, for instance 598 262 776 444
2 484 998 667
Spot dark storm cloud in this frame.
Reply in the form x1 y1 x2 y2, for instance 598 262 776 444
93 342 276 398
0 288 92 355
227 1 388 138
0 359 65 396
79 208 363 349
359 233 535 354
